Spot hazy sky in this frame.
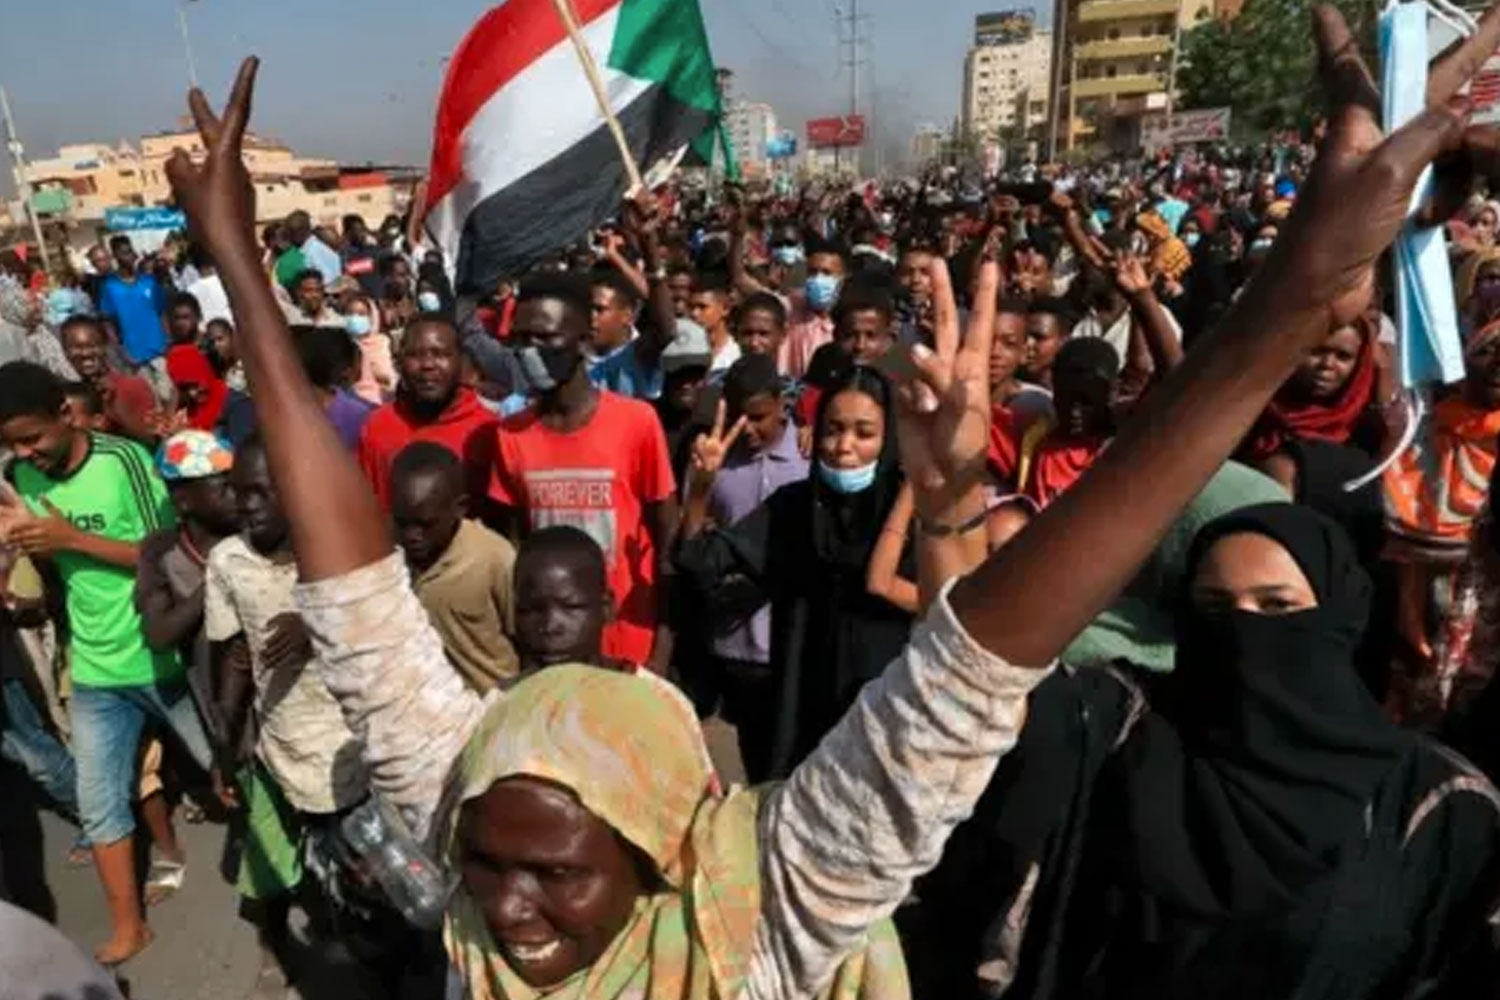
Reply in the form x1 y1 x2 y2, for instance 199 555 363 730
0 0 1042 189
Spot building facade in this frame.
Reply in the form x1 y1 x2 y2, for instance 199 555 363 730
726 100 778 179
910 123 948 166
961 13 1053 146
1052 0 1213 153
21 129 417 250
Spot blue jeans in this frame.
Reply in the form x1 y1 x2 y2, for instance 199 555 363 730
71 680 212 845
0 676 78 817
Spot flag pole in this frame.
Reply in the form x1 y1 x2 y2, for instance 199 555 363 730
548 0 647 194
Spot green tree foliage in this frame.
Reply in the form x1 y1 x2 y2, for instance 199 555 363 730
1177 0 1371 132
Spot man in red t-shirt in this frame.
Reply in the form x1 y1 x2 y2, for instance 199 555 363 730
489 272 678 670
357 317 498 509
60 316 160 443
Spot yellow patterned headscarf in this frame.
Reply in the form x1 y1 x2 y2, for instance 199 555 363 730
1135 211 1192 282
438 665 908 1000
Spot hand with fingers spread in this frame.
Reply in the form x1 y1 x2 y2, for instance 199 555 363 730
1114 254 1153 298
892 258 1001 522
689 400 748 494
165 59 259 259
1264 4 1500 327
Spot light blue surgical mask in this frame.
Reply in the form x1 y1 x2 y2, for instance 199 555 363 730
1381 1 1464 391
1182 232 1201 249
345 313 373 337
816 458 878 494
804 273 842 312
417 291 443 313
773 245 805 266
1249 237 1274 254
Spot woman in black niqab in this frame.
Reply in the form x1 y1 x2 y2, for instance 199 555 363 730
904 504 1500 1000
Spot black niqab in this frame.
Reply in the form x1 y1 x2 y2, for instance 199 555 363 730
1123 504 1418 918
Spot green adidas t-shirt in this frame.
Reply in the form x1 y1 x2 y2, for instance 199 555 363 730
13 433 180 688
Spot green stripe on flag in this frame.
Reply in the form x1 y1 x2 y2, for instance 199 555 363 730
609 0 735 178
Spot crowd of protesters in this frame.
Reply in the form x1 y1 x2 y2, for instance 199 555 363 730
10 11 1500 999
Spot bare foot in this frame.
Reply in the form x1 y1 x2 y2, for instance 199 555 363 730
95 924 153 966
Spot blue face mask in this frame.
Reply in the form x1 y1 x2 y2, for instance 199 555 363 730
772 245 805 266
417 291 443 313
816 458 878 494
1182 232 1201 249
346 313 373 337
805 273 842 312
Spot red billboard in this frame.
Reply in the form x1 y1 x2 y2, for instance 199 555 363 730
806 115 866 149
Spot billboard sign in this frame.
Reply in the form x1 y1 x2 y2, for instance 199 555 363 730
806 115 866 149
104 206 186 232
766 132 798 159
975 8 1036 45
1141 107 1232 149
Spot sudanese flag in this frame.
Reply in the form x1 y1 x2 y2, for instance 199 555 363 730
424 0 728 294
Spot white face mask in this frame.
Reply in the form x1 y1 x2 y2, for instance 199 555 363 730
417 291 442 313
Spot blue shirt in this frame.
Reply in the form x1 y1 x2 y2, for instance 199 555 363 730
1155 197 1190 235
97 273 167 365
300 236 343 285
588 338 662 400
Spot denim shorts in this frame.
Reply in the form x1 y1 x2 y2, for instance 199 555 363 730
70 680 212 845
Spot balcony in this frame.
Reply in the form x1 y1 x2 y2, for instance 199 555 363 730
1077 0 1181 23
1074 35 1173 60
1070 72 1169 98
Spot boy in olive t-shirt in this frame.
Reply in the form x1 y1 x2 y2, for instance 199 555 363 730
0 361 212 966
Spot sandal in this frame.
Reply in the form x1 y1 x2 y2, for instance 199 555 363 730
144 858 186 907
66 837 91 868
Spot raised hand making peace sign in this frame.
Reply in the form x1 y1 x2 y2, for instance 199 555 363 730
689 399 749 493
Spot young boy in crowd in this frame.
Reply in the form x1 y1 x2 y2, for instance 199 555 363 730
1011 337 1120 508
0 361 212 964
166 292 204 348
491 273 678 672
390 441 518 693
510 526 620 676
702 354 809 777
796 278 897 429
205 434 368 998
136 429 239 750
688 271 740 376
62 382 109 432
733 292 790 365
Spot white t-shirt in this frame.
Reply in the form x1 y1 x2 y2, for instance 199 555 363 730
204 535 367 814
1072 306 1182 365
186 272 232 327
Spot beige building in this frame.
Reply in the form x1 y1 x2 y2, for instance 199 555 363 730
1053 0 1213 152
962 14 1052 145
22 129 417 246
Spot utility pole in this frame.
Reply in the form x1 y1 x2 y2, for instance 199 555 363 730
838 0 869 176
178 2 199 89
0 85 51 276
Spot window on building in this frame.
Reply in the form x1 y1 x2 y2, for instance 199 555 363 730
1107 26 1120 39
358 194 373 203
1106 65 1117 77
118 169 135 178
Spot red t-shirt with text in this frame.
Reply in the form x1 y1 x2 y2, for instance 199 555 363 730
490 392 675 664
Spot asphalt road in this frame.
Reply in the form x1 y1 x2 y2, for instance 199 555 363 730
34 717 747 1000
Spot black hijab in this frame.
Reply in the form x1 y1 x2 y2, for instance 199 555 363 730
1121 503 1418 919
807 365 903 570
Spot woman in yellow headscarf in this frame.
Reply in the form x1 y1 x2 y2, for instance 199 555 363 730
436 667 908 1000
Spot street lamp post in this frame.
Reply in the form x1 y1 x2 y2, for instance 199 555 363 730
0 85 52 276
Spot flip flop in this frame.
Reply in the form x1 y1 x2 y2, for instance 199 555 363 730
66 837 91 868
144 858 186 907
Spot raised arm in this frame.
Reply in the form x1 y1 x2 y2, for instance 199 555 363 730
620 195 679 370
166 60 484 842
749 7 1500 995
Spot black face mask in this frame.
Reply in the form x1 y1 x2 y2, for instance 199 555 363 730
517 343 581 394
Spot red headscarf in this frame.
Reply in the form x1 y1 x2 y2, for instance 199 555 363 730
165 344 230 432
1244 316 1378 462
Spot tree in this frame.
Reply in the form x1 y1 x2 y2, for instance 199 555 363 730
1177 0 1370 133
